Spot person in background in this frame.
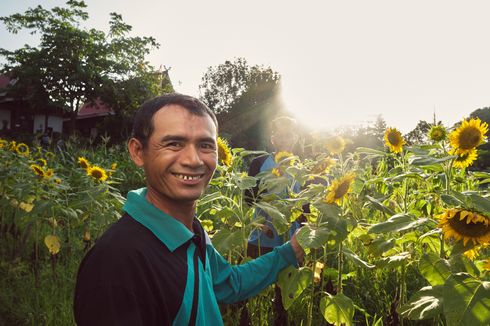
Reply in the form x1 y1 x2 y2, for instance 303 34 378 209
244 116 306 325
74 93 304 326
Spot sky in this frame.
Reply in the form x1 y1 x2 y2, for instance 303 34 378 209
2 0 490 134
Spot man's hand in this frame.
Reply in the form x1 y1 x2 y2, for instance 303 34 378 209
291 231 305 264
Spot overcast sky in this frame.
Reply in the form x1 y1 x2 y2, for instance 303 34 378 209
2 0 490 133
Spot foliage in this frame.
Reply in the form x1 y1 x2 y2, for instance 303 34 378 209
0 1 166 134
199 58 282 150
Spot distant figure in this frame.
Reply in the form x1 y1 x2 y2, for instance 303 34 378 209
40 131 50 150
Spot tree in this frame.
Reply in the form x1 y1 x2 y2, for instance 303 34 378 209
468 107 490 169
0 0 165 133
199 58 282 149
405 120 432 145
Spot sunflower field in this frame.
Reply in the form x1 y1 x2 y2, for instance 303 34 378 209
1 117 489 325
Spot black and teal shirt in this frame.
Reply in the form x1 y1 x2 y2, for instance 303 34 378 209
74 188 298 325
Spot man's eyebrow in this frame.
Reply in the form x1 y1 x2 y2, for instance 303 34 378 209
158 135 216 143
159 135 187 143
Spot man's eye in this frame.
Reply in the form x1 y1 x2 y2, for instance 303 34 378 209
201 143 215 150
166 142 183 148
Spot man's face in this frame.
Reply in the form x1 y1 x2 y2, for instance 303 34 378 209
271 129 298 152
132 105 217 204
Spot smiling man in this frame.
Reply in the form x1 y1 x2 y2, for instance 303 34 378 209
73 93 304 326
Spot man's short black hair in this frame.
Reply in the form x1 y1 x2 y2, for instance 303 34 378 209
131 93 218 148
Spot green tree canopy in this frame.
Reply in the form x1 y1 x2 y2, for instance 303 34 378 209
0 0 168 134
199 58 282 149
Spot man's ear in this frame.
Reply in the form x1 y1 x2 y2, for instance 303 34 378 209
128 138 145 167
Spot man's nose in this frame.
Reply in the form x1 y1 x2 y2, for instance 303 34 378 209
181 145 204 166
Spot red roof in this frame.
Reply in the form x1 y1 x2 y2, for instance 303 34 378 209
77 99 114 119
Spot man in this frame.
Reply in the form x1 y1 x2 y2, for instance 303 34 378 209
244 116 306 325
74 94 304 325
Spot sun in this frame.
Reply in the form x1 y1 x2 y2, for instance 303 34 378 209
384 127 405 153
437 208 490 246
449 118 488 155
325 173 356 205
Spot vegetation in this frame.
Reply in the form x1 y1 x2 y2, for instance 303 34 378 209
1 116 489 325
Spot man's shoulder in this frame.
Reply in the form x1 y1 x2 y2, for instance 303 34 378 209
248 153 271 176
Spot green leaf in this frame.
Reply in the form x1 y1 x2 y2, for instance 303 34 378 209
443 274 490 326
342 248 375 269
408 155 454 166
277 266 312 310
364 195 395 216
319 293 355 326
368 214 428 234
398 285 443 320
418 253 451 286
462 191 490 216
255 202 289 235
355 147 387 157
296 224 332 249
367 238 395 257
234 175 257 190
376 252 411 269
210 229 243 254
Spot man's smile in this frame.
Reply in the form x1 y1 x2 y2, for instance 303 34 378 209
172 173 204 181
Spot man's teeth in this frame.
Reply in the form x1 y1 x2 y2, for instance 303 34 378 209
175 174 201 180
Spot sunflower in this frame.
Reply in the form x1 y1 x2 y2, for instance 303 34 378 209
78 157 90 170
0 139 7 149
36 158 47 167
217 137 232 167
449 118 488 155
15 143 30 157
384 128 405 153
44 168 54 179
483 258 490 271
271 168 281 177
87 165 108 181
437 208 490 246
325 173 356 205
325 136 346 155
450 148 477 169
111 163 117 170
30 164 45 177
274 151 294 164
428 125 447 142
54 178 62 184
463 244 487 260
9 141 16 151
312 157 336 174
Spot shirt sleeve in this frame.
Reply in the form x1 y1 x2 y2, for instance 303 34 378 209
208 241 298 304
74 286 146 326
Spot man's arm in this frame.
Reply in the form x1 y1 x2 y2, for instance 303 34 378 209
209 233 304 304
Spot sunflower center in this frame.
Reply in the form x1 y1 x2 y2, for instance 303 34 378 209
91 170 103 179
459 127 482 150
448 212 489 237
388 132 400 145
334 181 350 199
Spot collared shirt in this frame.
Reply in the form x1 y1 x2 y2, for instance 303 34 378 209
74 187 297 325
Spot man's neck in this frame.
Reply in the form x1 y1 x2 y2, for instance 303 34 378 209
145 189 195 231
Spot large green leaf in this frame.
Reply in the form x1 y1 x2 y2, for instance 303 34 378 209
376 252 411 269
277 266 312 310
368 214 428 234
443 273 490 326
408 155 454 166
342 248 375 269
234 175 257 190
418 253 451 286
319 293 355 326
398 285 443 320
255 202 289 235
211 229 243 253
296 224 332 249
364 195 395 216
367 238 395 257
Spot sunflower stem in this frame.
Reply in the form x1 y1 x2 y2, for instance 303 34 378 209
337 241 343 294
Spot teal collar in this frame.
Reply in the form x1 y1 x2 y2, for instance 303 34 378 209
123 188 194 252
